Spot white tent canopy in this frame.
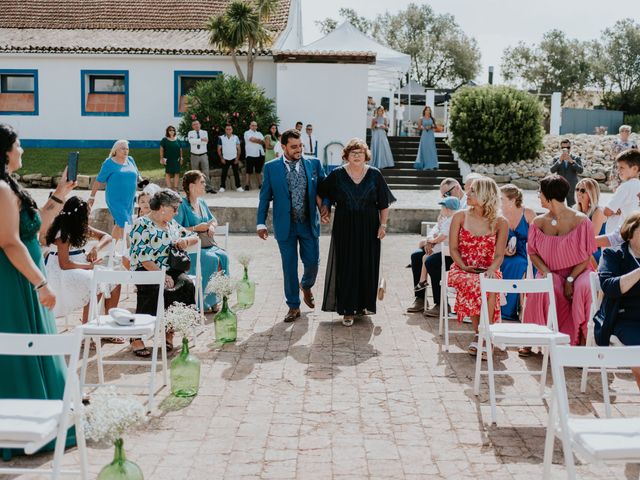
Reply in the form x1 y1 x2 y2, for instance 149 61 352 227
299 22 411 91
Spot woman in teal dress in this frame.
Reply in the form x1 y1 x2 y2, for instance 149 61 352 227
160 125 183 190
0 123 77 459
414 106 439 170
175 170 230 312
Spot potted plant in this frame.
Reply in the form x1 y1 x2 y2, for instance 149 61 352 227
235 254 255 308
83 387 147 480
165 302 202 397
206 271 237 344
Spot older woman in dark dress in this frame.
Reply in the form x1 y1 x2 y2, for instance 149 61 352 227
319 138 396 327
595 211 640 387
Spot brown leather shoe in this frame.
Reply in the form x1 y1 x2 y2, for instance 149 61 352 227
284 308 301 323
406 298 425 313
300 284 315 309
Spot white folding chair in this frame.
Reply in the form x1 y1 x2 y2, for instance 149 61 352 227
474 274 570 424
79 268 167 412
214 222 230 251
0 330 88 479
438 246 473 350
544 343 640 479
185 237 205 328
419 222 437 314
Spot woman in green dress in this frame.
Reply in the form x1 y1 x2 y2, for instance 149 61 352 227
264 123 280 163
0 123 77 459
160 125 183 190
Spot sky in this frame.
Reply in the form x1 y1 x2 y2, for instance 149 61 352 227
300 0 640 84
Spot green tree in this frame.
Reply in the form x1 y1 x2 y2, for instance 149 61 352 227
501 30 592 98
206 0 278 83
316 8 372 35
373 4 481 87
449 86 544 165
177 74 278 142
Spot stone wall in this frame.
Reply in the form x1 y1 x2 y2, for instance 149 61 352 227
471 133 639 191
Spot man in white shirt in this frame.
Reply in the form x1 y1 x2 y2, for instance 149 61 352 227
303 124 317 156
243 121 265 191
604 150 640 234
217 125 243 192
187 120 215 193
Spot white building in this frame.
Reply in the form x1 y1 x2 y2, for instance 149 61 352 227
0 0 408 165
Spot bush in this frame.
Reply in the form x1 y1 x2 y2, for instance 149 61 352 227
449 85 544 165
602 88 640 115
624 113 640 133
178 74 278 141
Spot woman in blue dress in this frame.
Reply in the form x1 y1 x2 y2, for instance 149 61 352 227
89 139 141 240
175 171 230 312
574 178 606 268
414 106 439 170
369 106 395 169
500 185 536 321
0 123 77 459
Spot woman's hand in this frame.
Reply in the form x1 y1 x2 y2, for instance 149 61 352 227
377 226 386 239
485 267 497 279
86 246 98 262
194 222 209 233
174 238 189 250
563 280 574 300
164 275 175 289
504 247 516 257
37 284 56 310
207 224 216 237
53 167 77 200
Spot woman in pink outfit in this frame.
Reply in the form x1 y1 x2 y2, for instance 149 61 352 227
522 175 597 351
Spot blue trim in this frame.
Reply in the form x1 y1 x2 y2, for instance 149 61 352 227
0 69 38 116
21 139 161 149
81 69 129 117
173 70 221 117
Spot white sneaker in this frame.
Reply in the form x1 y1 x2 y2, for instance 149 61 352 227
236 187 244 192
218 187 225 193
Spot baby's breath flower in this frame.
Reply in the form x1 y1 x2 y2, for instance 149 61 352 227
82 386 146 444
165 302 201 336
206 271 235 298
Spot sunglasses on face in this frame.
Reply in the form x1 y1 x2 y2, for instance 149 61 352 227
443 186 456 197
575 187 586 194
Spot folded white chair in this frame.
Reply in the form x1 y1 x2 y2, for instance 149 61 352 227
0 329 88 479
474 274 570 424
544 342 640 479
79 267 166 412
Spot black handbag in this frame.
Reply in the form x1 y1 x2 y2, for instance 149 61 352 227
168 246 191 272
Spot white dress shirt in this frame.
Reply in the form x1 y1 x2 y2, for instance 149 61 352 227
244 130 265 157
303 133 317 155
188 129 208 154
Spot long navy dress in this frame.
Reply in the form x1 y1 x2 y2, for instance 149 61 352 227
500 213 529 321
320 167 396 315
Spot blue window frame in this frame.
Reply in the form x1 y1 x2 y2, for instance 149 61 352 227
81 69 129 116
174 70 220 117
0 69 39 116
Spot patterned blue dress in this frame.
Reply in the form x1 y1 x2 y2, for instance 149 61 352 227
414 117 438 170
175 197 229 310
369 117 394 169
500 213 530 321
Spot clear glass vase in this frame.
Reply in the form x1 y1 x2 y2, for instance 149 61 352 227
97 438 144 480
236 267 255 308
170 337 201 397
214 296 237 343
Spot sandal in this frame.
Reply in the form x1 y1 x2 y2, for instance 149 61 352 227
414 281 428 293
342 316 354 327
131 339 151 357
102 337 125 345
518 347 533 357
165 332 175 351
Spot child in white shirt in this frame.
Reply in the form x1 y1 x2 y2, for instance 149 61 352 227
415 197 460 292
605 149 640 234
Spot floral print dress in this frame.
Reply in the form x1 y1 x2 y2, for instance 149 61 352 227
448 224 502 322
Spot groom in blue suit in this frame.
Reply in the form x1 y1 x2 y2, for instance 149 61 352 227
257 129 329 322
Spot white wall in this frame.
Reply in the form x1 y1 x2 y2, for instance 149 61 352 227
275 62 369 165
0 53 276 143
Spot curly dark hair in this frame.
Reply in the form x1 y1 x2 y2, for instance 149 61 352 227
45 196 90 248
0 124 37 218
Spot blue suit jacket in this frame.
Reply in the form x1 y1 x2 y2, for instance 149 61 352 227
257 156 327 241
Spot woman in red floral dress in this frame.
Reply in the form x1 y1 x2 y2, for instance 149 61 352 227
448 177 509 356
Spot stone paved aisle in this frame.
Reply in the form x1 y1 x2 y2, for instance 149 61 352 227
6 235 640 479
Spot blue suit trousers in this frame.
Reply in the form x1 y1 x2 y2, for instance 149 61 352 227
276 222 320 308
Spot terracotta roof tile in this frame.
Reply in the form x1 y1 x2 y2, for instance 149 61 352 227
0 0 290 32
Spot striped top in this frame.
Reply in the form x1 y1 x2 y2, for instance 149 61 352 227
527 219 597 274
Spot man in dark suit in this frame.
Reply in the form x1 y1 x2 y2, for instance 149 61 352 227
550 139 583 207
257 129 330 322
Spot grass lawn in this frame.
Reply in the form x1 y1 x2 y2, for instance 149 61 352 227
18 148 172 180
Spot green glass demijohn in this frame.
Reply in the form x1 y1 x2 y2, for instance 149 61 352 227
214 296 237 343
170 337 201 397
97 438 144 480
236 267 255 308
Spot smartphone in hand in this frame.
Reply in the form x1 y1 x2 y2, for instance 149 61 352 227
67 151 79 182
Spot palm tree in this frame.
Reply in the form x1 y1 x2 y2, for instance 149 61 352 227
206 0 279 84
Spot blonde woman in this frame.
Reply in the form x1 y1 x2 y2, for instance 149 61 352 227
448 177 508 355
89 139 141 240
574 178 606 267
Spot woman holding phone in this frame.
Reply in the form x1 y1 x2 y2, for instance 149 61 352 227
175 170 229 312
448 177 508 356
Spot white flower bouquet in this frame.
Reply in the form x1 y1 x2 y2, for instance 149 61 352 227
206 271 235 298
165 302 201 336
236 253 253 269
